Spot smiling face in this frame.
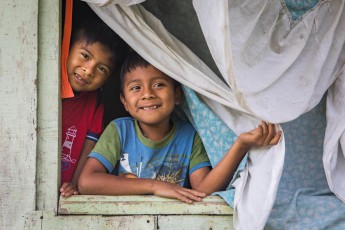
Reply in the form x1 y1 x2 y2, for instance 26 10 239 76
66 40 114 92
120 65 181 131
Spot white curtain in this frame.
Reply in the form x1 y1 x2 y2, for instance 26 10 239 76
193 1 345 229
83 0 345 229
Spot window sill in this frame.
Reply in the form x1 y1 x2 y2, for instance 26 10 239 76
58 195 233 216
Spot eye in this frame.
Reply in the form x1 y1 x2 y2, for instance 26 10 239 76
98 66 108 74
153 82 165 88
81 52 89 60
129 85 141 91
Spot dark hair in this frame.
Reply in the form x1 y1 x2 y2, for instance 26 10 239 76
120 51 180 92
70 17 129 72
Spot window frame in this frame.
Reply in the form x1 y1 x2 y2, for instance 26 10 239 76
36 0 233 227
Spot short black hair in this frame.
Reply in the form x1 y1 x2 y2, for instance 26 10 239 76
120 51 180 92
70 17 129 72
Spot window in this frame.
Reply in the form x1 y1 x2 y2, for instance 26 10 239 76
33 1 233 229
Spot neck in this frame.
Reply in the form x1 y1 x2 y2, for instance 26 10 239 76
138 121 172 142
72 90 81 96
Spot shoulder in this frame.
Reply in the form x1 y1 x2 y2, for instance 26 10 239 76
112 117 136 133
113 117 135 125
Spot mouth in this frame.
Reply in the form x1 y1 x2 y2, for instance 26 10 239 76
140 105 160 110
74 73 89 85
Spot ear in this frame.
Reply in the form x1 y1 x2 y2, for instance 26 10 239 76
120 94 129 111
174 86 182 105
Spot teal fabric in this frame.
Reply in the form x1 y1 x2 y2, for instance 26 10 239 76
283 0 320 20
266 96 345 229
180 86 247 207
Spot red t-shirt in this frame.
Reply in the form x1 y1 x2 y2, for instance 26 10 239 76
61 90 104 184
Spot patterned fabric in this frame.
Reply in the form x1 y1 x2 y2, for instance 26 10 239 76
181 86 247 207
283 0 320 20
267 97 345 229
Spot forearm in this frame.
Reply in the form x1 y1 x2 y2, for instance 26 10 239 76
78 171 158 195
79 158 207 203
193 122 281 195
71 139 96 186
193 141 248 195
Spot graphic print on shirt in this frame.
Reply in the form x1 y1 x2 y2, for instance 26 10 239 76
118 152 186 185
156 153 184 184
119 153 137 178
61 126 77 171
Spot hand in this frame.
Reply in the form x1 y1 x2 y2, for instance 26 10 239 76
60 182 79 197
152 181 207 204
238 122 281 150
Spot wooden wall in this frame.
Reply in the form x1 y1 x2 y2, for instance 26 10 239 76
0 0 38 229
0 0 61 229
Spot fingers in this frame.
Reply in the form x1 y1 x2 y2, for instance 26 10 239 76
60 182 69 192
251 121 281 146
261 121 268 139
269 129 282 145
154 182 206 204
175 188 206 204
62 188 78 197
256 122 282 147
60 182 78 197
262 122 275 146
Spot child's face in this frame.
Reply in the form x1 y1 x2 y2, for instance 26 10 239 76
120 65 181 128
67 40 114 92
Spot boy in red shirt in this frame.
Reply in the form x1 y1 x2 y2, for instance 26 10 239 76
60 17 129 197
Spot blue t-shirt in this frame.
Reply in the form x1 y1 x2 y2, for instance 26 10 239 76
89 117 211 187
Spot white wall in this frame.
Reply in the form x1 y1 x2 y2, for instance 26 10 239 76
0 0 39 229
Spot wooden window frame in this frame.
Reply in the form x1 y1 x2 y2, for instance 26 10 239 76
34 1 233 229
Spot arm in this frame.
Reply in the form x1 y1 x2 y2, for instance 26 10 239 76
78 157 206 203
190 122 282 195
60 139 96 197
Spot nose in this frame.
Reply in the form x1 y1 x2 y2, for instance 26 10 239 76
82 63 95 77
141 87 155 100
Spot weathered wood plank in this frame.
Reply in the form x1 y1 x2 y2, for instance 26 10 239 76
25 211 157 230
59 195 233 215
36 0 61 211
158 215 234 230
0 0 39 229
24 211 43 230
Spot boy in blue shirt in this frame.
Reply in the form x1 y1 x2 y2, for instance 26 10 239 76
79 52 281 203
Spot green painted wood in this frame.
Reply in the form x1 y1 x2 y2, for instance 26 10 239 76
158 215 234 230
0 0 39 229
36 0 61 212
59 195 233 215
26 211 157 230
26 210 234 230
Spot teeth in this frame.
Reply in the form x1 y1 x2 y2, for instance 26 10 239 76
143 105 158 110
75 74 88 85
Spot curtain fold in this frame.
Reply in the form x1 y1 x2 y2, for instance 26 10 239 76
82 0 345 229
